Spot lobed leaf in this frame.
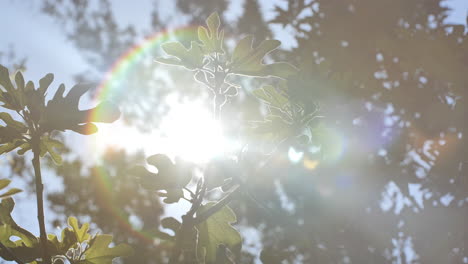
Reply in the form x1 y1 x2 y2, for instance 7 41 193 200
0 65 22 110
198 12 225 54
0 179 22 199
68 216 91 243
0 198 40 263
79 234 133 264
196 203 241 263
40 137 65 165
156 41 206 70
229 37 298 79
41 83 120 134
129 154 192 204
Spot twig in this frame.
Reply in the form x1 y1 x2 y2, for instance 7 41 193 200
169 178 206 264
31 135 50 264
184 187 196 199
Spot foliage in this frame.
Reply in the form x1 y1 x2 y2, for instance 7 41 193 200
133 11 307 264
3 1 468 263
0 10 305 264
130 154 192 204
156 12 298 118
0 65 130 263
0 198 133 264
195 203 241 263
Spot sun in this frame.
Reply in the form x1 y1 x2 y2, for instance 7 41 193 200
157 100 238 163
88 100 238 164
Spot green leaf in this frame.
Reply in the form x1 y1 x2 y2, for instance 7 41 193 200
0 179 11 190
252 85 289 110
0 224 36 248
0 139 25 155
157 41 206 70
25 77 47 122
0 112 27 132
129 154 192 204
48 230 77 256
80 234 133 264
230 38 297 79
16 142 31 155
0 179 22 199
0 65 23 110
0 188 22 199
0 65 15 94
196 203 241 263
14 71 25 107
41 137 65 165
41 83 120 134
68 216 91 243
38 73 54 95
198 12 225 54
0 198 41 262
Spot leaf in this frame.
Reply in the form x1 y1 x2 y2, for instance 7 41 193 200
198 12 225 54
0 113 27 154
0 188 22 199
0 198 40 262
41 83 120 134
0 179 10 190
196 203 241 264
80 234 133 264
14 71 25 107
231 35 254 64
0 224 36 248
129 154 192 204
252 85 289 110
68 217 91 243
0 112 27 132
0 65 15 94
47 216 92 256
38 73 53 95
0 179 22 199
156 41 206 70
41 137 65 165
0 65 23 110
229 37 298 79
16 142 31 155
0 139 25 155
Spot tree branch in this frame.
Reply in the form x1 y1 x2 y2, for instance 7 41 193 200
31 135 50 264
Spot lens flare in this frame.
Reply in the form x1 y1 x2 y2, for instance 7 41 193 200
85 27 218 244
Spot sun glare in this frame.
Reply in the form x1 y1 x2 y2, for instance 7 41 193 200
89 101 237 164
158 101 237 163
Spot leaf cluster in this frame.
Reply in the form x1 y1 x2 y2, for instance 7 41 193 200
0 65 120 164
0 186 133 264
156 12 298 110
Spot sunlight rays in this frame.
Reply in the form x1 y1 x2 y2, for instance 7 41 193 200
89 100 238 164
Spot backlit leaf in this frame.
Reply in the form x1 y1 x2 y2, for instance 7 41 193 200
196 203 241 263
80 234 133 264
230 38 297 79
157 41 205 70
68 216 91 243
129 154 192 204
198 12 225 54
41 83 120 134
